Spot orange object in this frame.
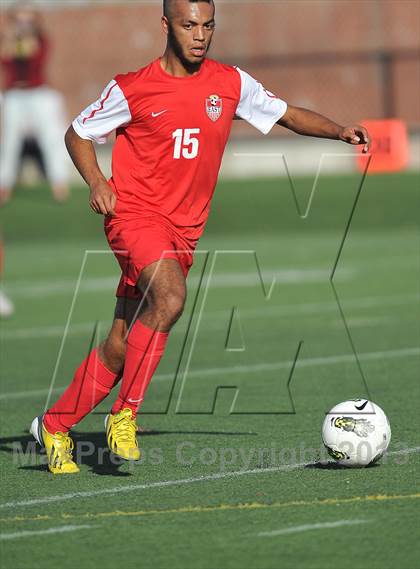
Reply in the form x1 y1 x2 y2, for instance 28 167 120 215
356 119 409 174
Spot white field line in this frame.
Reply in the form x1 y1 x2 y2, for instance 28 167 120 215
173 347 420 379
0 447 419 511
2 322 95 341
0 346 418 402
258 519 369 537
331 315 394 329
3 268 355 299
0 524 94 541
1 292 418 341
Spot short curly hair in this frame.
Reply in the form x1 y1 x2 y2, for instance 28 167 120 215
163 0 214 20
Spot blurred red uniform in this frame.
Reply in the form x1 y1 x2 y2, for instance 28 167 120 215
1 32 48 89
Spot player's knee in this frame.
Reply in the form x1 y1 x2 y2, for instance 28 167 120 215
154 291 185 328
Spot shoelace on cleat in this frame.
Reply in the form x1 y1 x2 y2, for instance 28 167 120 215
52 432 75 464
112 412 138 444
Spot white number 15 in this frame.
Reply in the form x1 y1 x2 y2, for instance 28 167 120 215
172 128 200 160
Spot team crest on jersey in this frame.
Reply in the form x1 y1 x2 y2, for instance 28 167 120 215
206 94 223 122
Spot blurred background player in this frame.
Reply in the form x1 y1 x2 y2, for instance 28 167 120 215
0 3 69 204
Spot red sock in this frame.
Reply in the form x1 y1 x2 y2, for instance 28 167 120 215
111 320 168 417
44 348 118 434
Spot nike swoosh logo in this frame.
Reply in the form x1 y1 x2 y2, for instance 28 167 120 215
355 400 369 411
151 110 168 118
128 398 143 404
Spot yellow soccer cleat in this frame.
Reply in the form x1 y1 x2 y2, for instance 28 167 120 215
30 416 80 475
105 408 140 461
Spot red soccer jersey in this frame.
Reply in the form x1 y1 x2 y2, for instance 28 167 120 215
73 57 287 240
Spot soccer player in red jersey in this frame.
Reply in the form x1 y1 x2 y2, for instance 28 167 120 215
31 0 371 474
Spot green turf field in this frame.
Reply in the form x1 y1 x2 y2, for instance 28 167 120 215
0 172 419 569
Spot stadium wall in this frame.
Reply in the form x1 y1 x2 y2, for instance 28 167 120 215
2 1 419 180
1 0 418 129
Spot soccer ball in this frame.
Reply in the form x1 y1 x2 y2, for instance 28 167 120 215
322 399 391 467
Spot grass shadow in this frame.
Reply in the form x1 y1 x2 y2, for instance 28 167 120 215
0 432 129 477
0 426 257 478
305 461 381 470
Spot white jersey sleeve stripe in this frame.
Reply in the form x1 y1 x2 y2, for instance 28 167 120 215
235 67 288 135
72 80 132 145
81 81 118 126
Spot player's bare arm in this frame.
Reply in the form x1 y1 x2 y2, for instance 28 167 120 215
277 105 371 153
64 126 116 216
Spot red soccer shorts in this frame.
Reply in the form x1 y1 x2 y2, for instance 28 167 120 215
105 213 197 299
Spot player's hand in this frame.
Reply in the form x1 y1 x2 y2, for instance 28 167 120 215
339 125 371 154
89 181 116 216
